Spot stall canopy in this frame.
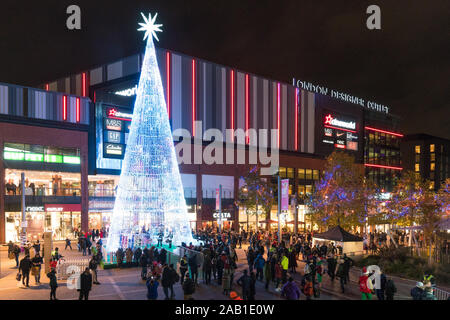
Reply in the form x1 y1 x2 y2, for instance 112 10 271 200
313 226 363 242
313 226 364 255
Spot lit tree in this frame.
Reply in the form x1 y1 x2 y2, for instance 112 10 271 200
236 166 274 231
307 151 377 231
388 172 446 263
106 13 194 252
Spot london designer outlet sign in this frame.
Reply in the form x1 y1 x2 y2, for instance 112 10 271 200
293 78 389 114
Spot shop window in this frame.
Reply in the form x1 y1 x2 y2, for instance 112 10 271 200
305 169 312 180
298 185 305 195
298 169 305 180
430 144 435 153
287 168 294 179
415 145 421 154
279 167 287 178
313 170 319 180
305 185 313 195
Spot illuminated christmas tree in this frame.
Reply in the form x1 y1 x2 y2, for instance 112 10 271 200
106 13 194 252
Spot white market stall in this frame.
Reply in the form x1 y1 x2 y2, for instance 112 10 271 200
312 226 364 255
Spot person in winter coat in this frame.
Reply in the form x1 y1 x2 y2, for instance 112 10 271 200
183 274 196 300
134 247 142 264
202 254 212 285
288 249 297 273
161 264 177 300
376 271 387 300
274 262 283 290
247 248 255 272
281 254 289 284
146 277 159 300
79 267 93 300
222 265 232 296
282 277 301 300
336 258 346 293
179 255 188 284
411 282 426 300
302 274 314 300
125 248 133 266
89 257 100 285
385 278 397 300
116 248 124 268
140 254 148 280
359 267 374 300
423 287 437 300
19 255 33 287
237 269 252 300
249 271 257 300
31 253 43 285
326 254 337 281
47 268 58 300
263 260 272 290
253 254 265 281
188 253 199 285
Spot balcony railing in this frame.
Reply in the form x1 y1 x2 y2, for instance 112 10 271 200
5 186 81 197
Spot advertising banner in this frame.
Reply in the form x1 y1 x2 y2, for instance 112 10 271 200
281 179 289 211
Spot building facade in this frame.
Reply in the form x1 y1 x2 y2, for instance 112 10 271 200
401 134 450 191
0 82 91 243
33 46 402 234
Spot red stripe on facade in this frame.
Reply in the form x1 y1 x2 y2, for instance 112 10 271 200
365 126 404 137
245 74 249 144
192 59 196 136
76 97 80 123
166 51 171 118
364 163 403 171
63 96 67 121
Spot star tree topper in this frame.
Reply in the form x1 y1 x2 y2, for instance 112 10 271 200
137 12 163 42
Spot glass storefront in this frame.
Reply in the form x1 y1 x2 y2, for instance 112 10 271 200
5 210 81 242
5 169 81 196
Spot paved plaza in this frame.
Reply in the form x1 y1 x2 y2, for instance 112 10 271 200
0 242 430 300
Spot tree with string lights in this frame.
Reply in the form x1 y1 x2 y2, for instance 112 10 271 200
307 151 378 232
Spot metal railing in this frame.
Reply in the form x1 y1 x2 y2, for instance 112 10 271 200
6 186 81 197
434 287 450 300
56 257 90 280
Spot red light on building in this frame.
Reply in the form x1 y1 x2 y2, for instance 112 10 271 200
277 83 281 148
324 125 357 133
82 72 87 97
62 96 67 121
335 144 346 149
245 74 249 144
166 51 171 118
76 97 80 123
192 59 196 136
230 69 235 141
364 163 403 171
365 126 404 137
295 88 299 151
45 83 49 91
324 114 333 125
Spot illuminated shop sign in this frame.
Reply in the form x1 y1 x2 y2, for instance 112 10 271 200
293 78 389 114
324 114 356 131
105 143 124 156
105 131 122 144
26 206 44 212
322 112 359 152
4 151 80 164
114 85 138 97
105 118 123 131
213 212 232 220
106 107 133 121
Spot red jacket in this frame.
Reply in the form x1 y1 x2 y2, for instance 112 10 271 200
359 275 373 293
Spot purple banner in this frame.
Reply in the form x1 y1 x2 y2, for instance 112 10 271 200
281 179 289 211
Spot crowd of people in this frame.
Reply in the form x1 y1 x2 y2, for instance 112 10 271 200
4 226 445 301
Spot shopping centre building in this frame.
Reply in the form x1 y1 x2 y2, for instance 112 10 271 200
0 46 404 242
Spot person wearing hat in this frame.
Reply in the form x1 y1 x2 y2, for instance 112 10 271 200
359 267 374 300
411 282 426 300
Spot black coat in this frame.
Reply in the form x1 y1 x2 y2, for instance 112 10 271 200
19 257 33 272
80 272 92 291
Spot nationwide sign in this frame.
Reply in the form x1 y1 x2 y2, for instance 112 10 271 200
293 78 389 114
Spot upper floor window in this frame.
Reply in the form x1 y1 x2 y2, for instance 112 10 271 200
430 144 435 153
415 145 421 154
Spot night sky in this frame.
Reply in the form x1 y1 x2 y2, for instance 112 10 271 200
1 0 448 139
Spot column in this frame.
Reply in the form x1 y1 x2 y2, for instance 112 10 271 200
196 173 202 232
